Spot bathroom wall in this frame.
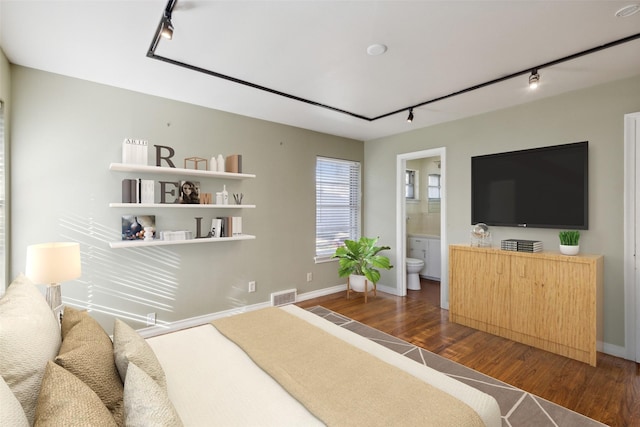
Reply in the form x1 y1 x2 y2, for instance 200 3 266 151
405 156 441 236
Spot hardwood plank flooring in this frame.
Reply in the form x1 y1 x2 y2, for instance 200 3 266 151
296 279 639 427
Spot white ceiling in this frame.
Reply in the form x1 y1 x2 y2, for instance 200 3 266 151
1 1 639 141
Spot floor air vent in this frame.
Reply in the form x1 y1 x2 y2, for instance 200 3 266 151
271 289 297 306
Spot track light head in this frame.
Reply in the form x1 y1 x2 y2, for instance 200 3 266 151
161 12 174 40
407 108 414 123
529 69 540 90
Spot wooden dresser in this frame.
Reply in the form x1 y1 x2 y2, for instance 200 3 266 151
449 244 603 366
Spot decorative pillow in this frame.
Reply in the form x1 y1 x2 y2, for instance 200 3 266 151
113 318 166 388
124 363 183 427
0 274 61 425
0 375 29 427
55 307 124 426
34 361 118 427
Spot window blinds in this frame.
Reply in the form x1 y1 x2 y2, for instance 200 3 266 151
315 157 361 261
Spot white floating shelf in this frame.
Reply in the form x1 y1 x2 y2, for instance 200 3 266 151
109 235 256 249
109 163 256 179
109 203 256 209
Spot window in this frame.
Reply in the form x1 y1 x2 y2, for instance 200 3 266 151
405 169 418 200
428 174 441 200
315 157 361 262
428 173 441 213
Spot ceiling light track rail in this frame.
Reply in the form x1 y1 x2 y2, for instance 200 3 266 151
146 53 372 121
377 31 640 122
147 0 640 124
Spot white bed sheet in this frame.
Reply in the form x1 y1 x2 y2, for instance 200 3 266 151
146 322 323 427
147 305 501 427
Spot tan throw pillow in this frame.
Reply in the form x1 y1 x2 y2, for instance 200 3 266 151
0 375 29 427
34 361 118 427
55 307 124 426
0 274 61 425
113 318 166 388
124 363 183 427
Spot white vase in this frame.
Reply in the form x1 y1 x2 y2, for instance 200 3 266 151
559 244 579 256
348 274 371 292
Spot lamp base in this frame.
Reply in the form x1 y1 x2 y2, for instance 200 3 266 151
46 283 62 323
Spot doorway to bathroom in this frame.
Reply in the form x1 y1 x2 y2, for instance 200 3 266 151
395 147 448 309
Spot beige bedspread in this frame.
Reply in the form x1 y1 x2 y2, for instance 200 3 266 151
212 307 485 427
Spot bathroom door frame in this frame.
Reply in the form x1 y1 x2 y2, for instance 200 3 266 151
624 112 640 361
396 147 448 308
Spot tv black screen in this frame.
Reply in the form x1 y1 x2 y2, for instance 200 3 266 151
471 141 588 229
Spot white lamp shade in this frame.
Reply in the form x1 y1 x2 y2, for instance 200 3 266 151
26 242 81 285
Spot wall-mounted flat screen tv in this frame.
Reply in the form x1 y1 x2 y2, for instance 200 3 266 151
471 141 588 229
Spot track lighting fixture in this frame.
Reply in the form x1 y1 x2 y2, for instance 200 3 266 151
149 0 640 124
406 108 414 123
529 69 540 90
161 12 174 40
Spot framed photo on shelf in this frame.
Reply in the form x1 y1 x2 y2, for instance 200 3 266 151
122 215 156 240
178 180 201 204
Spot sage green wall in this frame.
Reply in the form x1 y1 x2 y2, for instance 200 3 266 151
364 74 640 349
9 65 363 331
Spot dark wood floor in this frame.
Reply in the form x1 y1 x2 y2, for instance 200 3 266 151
296 279 640 427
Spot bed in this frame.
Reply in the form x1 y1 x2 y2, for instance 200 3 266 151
0 275 501 427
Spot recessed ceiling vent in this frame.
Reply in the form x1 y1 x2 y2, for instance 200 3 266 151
615 4 640 17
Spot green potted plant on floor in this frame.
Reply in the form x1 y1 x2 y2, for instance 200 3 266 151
333 236 393 293
559 230 580 256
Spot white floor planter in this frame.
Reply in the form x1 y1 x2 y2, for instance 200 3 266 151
348 274 371 292
559 244 579 256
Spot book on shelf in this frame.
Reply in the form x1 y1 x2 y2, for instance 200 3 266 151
232 216 242 236
216 217 235 237
214 216 243 237
121 179 132 203
121 179 138 203
160 230 193 241
121 179 154 204
224 154 242 173
140 179 154 204
211 218 222 238
122 138 148 165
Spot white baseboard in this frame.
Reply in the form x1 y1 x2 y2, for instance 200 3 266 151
297 284 347 302
376 283 399 296
601 342 627 360
137 285 347 338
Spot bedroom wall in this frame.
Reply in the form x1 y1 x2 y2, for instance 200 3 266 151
9 65 363 331
0 48 10 290
363 73 640 351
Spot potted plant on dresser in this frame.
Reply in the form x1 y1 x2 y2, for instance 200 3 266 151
559 230 580 255
333 236 393 301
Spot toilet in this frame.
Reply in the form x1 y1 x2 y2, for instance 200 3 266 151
406 258 425 291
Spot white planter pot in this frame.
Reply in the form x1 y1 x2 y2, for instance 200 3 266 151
559 244 579 256
349 274 371 292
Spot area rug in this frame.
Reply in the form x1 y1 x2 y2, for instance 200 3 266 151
307 306 607 427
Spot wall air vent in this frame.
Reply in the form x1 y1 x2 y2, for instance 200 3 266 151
271 289 297 306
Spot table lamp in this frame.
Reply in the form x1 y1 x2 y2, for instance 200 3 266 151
26 242 81 319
